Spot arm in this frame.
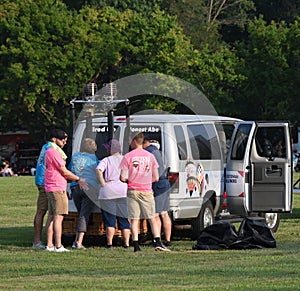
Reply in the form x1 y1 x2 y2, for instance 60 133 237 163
120 169 128 183
152 167 159 183
96 169 107 187
59 166 87 188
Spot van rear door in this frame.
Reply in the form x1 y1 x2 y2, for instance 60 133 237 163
226 121 293 213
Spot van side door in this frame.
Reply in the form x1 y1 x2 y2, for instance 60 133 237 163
226 121 293 213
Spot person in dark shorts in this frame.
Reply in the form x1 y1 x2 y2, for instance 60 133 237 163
143 137 172 247
96 139 130 249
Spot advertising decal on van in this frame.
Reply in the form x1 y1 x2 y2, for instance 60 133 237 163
185 159 205 197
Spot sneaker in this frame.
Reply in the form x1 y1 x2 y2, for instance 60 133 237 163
54 245 70 252
123 245 130 250
72 242 86 250
155 241 171 252
45 246 55 252
105 245 113 250
32 241 45 249
164 241 172 247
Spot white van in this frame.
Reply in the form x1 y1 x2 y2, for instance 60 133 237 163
64 114 293 240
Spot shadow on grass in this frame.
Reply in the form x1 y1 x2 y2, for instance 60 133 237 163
0 227 33 248
282 207 300 219
1 208 299 249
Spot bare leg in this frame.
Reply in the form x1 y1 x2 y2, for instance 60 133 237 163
75 232 85 246
33 209 47 244
160 211 172 242
106 227 115 246
130 219 139 241
148 216 160 238
46 214 54 247
122 228 131 247
53 214 64 248
155 215 162 236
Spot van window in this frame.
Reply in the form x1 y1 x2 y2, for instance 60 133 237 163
174 125 187 160
94 126 120 159
231 124 251 160
255 127 286 158
127 125 162 151
187 124 221 160
215 123 236 160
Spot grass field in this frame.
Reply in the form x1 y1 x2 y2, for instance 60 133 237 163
1 176 300 290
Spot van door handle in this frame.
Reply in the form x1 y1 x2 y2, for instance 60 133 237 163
266 165 281 174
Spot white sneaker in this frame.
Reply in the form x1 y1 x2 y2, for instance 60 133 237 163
45 246 55 252
32 242 45 249
54 245 70 252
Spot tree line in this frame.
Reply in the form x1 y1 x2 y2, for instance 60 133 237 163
0 0 299 141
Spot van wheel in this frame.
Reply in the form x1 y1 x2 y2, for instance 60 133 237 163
191 200 215 240
262 213 280 233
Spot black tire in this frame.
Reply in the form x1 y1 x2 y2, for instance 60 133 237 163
191 200 215 240
262 213 280 233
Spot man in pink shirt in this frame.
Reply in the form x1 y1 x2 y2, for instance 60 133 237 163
120 132 170 252
44 128 86 252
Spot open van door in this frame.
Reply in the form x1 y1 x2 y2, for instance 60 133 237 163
226 121 293 214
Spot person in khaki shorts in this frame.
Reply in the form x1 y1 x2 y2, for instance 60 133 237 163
44 128 87 252
119 132 170 252
33 141 52 249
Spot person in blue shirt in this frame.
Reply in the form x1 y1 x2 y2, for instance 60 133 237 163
68 138 99 249
143 136 172 247
33 140 52 249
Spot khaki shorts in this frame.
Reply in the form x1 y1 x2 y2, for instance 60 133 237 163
127 190 156 220
36 185 48 211
47 191 68 215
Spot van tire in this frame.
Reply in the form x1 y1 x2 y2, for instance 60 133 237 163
191 200 215 240
261 212 280 233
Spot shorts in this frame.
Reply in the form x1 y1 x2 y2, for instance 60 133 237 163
36 185 48 211
101 200 130 229
47 190 68 215
127 190 156 220
153 179 170 196
154 190 170 214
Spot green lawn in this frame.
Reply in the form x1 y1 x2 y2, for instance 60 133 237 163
0 176 300 290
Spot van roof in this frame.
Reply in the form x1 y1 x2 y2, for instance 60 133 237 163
89 114 240 123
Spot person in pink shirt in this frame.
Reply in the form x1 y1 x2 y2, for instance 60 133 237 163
120 132 170 252
44 128 86 253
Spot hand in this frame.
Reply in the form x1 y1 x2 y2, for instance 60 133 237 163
78 178 89 190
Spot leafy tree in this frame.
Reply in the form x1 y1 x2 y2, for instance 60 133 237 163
63 0 164 15
0 0 245 137
161 0 255 49
235 17 291 120
0 0 123 135
253 0 300 24
285 18 300 129
94 7 245 116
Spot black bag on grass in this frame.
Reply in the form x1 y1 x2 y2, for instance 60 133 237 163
192 218 276 250
230 217 276 249
192 221 238 250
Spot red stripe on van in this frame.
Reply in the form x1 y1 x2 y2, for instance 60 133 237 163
238 171 244 177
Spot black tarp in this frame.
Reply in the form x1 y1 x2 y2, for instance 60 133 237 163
192 217 276 250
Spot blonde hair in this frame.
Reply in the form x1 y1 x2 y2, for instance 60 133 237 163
132 132 144 145
82 138 97 153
